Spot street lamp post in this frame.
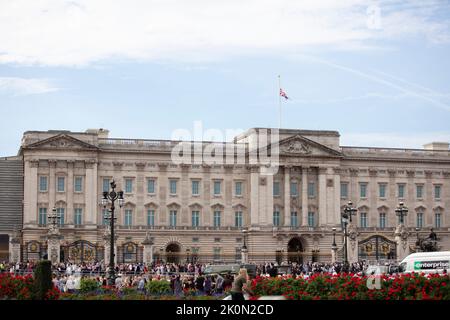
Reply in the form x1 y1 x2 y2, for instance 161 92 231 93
48 207 61 230
101 180 124 286
395 202 409 224
341 201 357 270
331 227 337 263
241 228 249 264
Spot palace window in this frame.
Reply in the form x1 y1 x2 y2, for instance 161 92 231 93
125 179 133 193
39 176 48 192
398 184 405 198
38 208 47 226
102 209 109 226
147 209 155 226
416 185 423 198
359 183 367 198
340 183 348 198
192 211 200 227
273 182 280 196
213 247 221 261
290 182 298 197
57 177 65 192
169 180 177 194
308 212 315 227
147 179 156 194
360 212 367 228
192 180 200 195
214 181 221 195
74 208 82 226
56 208 65 226
435 212 442 228
235 181 242 196
124 209 132 226
379 184 386 198
435 185 441 199
169 210 177 227
273 211 280 227
308 182 315 197
103 178 110 192
74 177 83 192
213 211 221 228
235 211 243 227
417 212 424 228
379 213 386 229
290 211 298 227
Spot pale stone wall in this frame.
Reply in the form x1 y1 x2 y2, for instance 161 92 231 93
17 128 450 264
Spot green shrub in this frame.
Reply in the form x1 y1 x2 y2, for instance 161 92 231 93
79 278 100 293
146 280 172 295
33 260 52 300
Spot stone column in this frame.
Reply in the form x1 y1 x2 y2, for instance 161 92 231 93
301 166 308 226
333 168 342 225
67 160 74 226
49 160 56 210
395 224 410 262
318 167 327 226
142 236 154 265
85 160 98 226
241 247 248 264
23 159 39 226
347 224 359 263
9 236 21 263
265 173 274 226
250 165 260 226
284 166 291 226
47 233 61 264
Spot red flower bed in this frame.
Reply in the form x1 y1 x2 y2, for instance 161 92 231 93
0 273 60 300
250 273 450 300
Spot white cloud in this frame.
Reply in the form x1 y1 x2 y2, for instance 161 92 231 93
341 132 450 149
0 0 448 66
0 77 59 95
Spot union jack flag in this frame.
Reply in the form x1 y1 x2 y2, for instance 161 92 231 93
280 88 289 100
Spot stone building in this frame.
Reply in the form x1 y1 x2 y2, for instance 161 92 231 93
16 128 450 264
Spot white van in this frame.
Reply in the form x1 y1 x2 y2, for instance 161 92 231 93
399 251 450 275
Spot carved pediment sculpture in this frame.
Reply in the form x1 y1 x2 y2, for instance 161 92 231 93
281 140 312 154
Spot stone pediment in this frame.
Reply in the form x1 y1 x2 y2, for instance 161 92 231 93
278 135 342 157
25 134 98 151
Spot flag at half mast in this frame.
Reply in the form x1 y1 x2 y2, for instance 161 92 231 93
279 88 289 100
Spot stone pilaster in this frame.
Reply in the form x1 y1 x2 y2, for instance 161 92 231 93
301 166 308 226
24 159 39 225
249 165 260 226
85 160 98 225
318 167 327 226
284 166 291 226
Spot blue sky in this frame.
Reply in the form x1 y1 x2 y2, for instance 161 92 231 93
1 0 450 156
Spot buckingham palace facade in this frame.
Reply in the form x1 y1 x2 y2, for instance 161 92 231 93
15 128 450 264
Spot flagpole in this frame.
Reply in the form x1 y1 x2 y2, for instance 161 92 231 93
278 75 281 128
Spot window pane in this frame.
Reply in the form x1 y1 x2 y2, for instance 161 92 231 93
214 181 221 195
148 180 155 193
103 179 110 192
170 210 177 227
235 182 242 196
308 212 314 227
214 211 221 227
273 182 280 196
398 184 405 198
125 179 133 193
273 211 280 226
39 177 48 192
360 183 367 198
74 177 82 192
170 180 177 194
57 208 65 225
435 213 441 228
340 183 348 198
57 177 65 192
235 211 242 227
74 208 82 225
308 183 315 197
39 208 47 225
192 211 199 227
360 213 367 228
125 210 132 226
290 182 298 196
379 184 386 198
147 210 155 226
291 212 298 227
417 185 423 198
435 186 441 199
380 213 386 229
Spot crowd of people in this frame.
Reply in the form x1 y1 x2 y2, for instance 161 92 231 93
1 259 379 298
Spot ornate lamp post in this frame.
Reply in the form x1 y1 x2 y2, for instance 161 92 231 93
48 207 61 230
101 180 124 286
241 228 249 264
344 201 357 223
395 202 408 224
186 248 191 263
47 207 61 264
331 227 337 263
341 211 349 266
